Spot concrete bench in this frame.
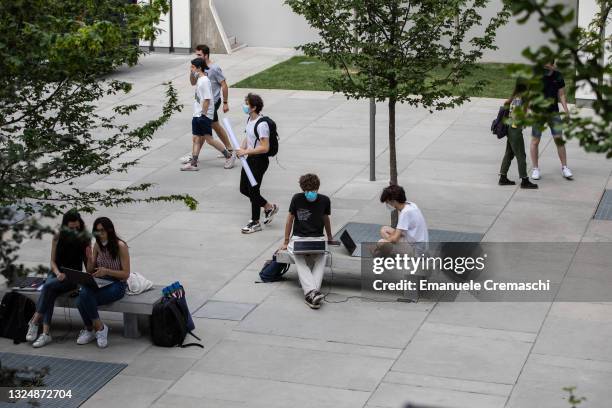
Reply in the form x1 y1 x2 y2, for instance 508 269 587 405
15 285 163 339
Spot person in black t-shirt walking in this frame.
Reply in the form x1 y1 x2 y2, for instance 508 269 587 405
530 61 573 180
279 174 333 309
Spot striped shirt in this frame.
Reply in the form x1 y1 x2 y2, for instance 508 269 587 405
95 246 122 279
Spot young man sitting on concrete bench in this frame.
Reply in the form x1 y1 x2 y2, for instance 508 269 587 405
379 184 429 257
279 174 333 310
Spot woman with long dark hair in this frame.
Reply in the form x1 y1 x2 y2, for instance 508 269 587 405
26 209 91 348
75 217 130 348
499 81 538 189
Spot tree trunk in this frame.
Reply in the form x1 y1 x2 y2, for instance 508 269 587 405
388 96 398 186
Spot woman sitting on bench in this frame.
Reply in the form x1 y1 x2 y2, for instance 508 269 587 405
26 209 92 348
76 217 130 348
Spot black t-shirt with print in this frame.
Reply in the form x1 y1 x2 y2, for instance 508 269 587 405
542 70 565 112
289 193 331 237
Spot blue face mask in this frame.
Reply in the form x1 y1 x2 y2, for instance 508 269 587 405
242 104 250 115
305 191 318 202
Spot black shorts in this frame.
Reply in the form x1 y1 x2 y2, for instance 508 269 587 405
192 115 212 137
213 99 221 123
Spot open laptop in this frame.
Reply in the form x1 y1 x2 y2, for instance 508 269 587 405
340 230 358 256
61 267 113 289
292 239 327 254
340 229 377 258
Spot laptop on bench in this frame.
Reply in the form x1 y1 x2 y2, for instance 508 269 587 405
340 230 358 256
61 267 113 289
340 229 377 258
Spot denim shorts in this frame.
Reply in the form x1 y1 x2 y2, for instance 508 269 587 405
532 114 563 138
192 115 212 137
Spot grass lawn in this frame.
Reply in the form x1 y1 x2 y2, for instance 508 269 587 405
233 56 575 102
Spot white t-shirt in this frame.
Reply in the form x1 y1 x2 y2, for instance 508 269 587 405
193 75 214 119
245 115 269 150
396 202 428 244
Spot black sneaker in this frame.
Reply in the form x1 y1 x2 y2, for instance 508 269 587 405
304 291 321 309
312 291 325 305
241 220 262 234
520 178 538 189
498 175 516 186
263 204 279 225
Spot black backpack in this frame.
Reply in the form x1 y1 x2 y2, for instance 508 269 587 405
259 254 290 282
491 106 509 139
0 292 36 344
254 116 279 157
150 296 203 348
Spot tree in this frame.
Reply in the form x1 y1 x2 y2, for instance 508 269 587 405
285 0 510 185
0 0 196 282
505 0 611 157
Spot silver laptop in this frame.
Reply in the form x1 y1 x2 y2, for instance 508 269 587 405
292 239 327 254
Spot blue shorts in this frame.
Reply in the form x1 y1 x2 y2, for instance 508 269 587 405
532 114 563 138
192 116 212 137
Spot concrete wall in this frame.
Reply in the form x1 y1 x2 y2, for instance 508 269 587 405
191 0 228 54
214 0 578 63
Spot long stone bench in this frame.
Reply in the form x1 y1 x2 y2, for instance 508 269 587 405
15 285 163 339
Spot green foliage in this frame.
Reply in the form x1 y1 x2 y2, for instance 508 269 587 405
563 386 586 407
0 0 197 282
505 0 611 157
286 0 510 184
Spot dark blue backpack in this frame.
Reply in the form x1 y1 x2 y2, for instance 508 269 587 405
259 255 290 282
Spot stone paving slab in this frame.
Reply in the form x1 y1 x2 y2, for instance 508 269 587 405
193 300 257 321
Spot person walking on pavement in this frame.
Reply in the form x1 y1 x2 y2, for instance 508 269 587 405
181 44 235 169
530 61 573 180
499 81 538 189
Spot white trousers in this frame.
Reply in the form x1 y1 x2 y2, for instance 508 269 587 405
288 236 327 295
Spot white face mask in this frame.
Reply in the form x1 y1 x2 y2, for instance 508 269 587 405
101 240 108 246
385 203 395 212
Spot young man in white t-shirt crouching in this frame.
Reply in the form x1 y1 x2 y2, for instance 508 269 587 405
379 185 428 255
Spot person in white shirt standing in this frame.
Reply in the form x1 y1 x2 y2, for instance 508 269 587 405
379 185 428 255
182 58 226 171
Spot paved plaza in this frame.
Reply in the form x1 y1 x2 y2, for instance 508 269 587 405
3 48 612 407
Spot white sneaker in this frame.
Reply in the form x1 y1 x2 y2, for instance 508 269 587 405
76 329 96 345
180 154 192 164
263 204 279 225
32 333 52 348
217 150 233 158
224 153 236 169
241 220 262 234
26 322 39 342
96 325 109 348
180 162 199 171
531 167 541 180
562 166 573 179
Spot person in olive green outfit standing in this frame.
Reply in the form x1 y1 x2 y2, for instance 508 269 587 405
499 82 538 189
